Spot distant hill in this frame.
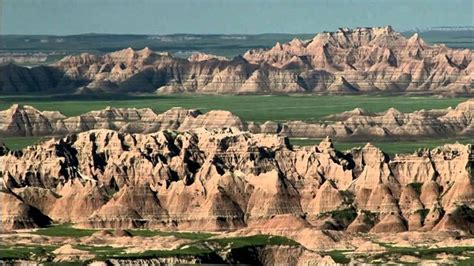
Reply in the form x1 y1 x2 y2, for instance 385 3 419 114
0 26 472 96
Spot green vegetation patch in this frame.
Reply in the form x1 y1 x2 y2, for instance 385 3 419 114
317 207 358 230
290 137 472 156
75 245 127 259
31 223 97 237
1 136 45 151
1 95 470 155
408 182 423 195
361 210 379 228
75 234 298 260
318 208 357 223
339 190 355 205
322 250 351 264
29 224 214 240
415 209 430 225
332 208 357 224
208 234 299 249
113 245 214 260
0 94 467 122
371 242 474 264
128 229 215 240
0 244 56 260
452 204 474 226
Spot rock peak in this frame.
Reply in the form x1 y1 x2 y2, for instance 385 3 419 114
10 103 21 110
289 38 304 46
407 33 427 48
385 107 402 116
318 136 334 152
188 52 229 62
1 128 471 234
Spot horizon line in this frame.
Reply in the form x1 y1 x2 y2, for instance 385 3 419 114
2 25 474 37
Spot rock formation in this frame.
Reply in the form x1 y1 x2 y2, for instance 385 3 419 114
1 99 472 140
52 244 95 262
187 52 229 62
0 191 52 229
0 27 472 95
1 128 472 234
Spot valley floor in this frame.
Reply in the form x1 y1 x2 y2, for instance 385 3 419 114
0 94 470 154
0 94 467 121
1 224 473 265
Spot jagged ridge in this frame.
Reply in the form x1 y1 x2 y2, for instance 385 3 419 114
0 26 472 95
1 128 472 234
0 99 472 139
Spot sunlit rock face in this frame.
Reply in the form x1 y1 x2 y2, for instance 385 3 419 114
1 128 472 234
1 27 472 95
1 99 472 140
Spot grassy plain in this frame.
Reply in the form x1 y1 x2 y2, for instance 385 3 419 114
3 225 299 262
1 136 45 151
290 137 472 155
0 94 467 122
0 94 470 154
31 223 97 238
30 224 215 240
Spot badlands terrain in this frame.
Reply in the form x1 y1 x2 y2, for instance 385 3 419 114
0 127 473 264
0 26 473 96
0 99 472 140
0 26 473 265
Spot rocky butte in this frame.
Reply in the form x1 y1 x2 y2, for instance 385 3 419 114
1 99 473 140
0 26 472 96
1 128 472 235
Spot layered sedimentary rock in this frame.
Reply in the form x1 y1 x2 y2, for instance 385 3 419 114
1 128 472 233
187 52 229 62
244 26 473 95
1 99 472 140
0 27 472 95
0 52 49 64
0 191 52 229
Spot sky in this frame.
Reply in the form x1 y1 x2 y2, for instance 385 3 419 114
2 0 473 35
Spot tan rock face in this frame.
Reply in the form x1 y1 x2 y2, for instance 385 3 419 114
187 52 229 62
1 27 472 95
0 191 52 229
252 245 336 265
243 26 472 95
0 99 472 140
52 244 95 262
0 128 472 233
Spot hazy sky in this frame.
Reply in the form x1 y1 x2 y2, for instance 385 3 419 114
3 0 473 35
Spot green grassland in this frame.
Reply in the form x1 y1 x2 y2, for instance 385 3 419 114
4 224 474 263
290 137 472 155
2 234 473 264
31 223 215 240
2 224 299 262
31 223 98 238
1 136 45 151
128 229 215 240
0 94 470 155
371 242 474 265
0 94 467 122
320 244 474 265
0 245 56 260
